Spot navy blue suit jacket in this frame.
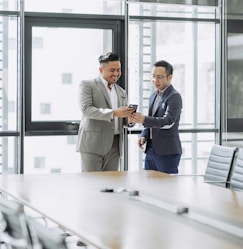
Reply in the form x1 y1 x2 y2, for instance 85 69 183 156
141 84 182 156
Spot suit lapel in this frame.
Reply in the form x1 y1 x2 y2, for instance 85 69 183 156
95 78 112 108
114 84 123 107
153 98 162 116
151 85 173 116
161 85 173 103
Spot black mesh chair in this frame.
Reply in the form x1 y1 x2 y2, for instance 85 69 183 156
0 197 33 249
204 144 237 187
229 148 243 190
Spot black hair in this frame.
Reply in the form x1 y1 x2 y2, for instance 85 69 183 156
98 52 120 65
153 60 173 75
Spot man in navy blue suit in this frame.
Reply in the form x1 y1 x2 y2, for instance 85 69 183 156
130 60 182 174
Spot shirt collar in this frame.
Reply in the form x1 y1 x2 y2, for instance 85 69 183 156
157 85 169 96
99 74 114 89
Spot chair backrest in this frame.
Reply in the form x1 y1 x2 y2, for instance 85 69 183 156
0 197 33 249
230 148 243 190
27 217 68 249
204 144 237 186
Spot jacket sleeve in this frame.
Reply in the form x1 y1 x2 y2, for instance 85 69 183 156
143 93 182 129
140 127 149 139
79 80 114 122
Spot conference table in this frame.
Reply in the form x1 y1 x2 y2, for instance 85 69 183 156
0 170 243 249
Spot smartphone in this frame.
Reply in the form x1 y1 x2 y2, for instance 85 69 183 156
128 104 138 113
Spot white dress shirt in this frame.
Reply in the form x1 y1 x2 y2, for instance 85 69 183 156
99 75 119 135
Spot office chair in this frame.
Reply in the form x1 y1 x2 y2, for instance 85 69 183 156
0 197 33 249
204 144 237 187
229 148 243 190
27 216 69 249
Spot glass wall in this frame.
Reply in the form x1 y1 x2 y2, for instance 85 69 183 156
24 136 80 174
25 0 124 15
23 2 123 174
1 0 223 174
31 27 107 122
222 0 243 149
127 2 220 173
0 0 20 173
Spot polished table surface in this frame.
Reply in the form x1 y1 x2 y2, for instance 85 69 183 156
0 170 243 249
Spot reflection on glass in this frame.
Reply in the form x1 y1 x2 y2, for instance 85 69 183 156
227 0 243 14
31 27 112 121
227 34 243 119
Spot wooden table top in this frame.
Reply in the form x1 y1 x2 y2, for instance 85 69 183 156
0 171 243 249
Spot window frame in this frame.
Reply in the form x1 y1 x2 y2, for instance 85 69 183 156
24 13 125 135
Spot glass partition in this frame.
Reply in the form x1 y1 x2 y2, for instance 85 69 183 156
0 0 223 174
0 11 20 173
222 0 243 148
0 136 19 174
0 15 18 131
24 15 123 134
31 27 112 122
127 2 220 173
129 2 218 19
0 0 19 11
24 136 80 174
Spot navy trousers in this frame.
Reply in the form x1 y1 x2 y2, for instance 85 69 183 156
144 141 181 174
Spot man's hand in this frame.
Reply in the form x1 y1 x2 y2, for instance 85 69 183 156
129 112 146 124
113 106 134 118
138 137 146 150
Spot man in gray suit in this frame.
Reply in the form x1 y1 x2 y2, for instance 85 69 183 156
76 52 134 172
130 60 182 174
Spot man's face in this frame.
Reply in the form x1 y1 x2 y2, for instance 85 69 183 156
151 66 172 91
99 61 121 84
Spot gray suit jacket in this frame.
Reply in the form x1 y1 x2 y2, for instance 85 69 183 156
141 84 182 156
76 77 128 157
